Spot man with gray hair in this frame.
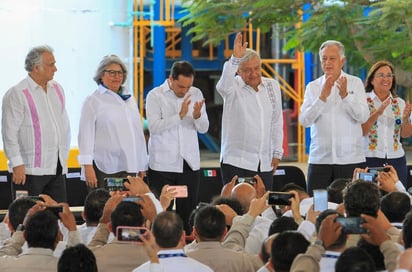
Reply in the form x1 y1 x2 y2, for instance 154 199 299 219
299 40 369 195
216 32 283 190
2 45 70 202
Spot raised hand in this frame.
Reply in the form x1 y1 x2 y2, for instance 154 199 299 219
233 32 248 58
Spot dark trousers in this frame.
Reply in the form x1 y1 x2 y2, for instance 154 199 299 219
366 155 407 188
307 162 366 196
93 162 137 190
220 162 273 191
148 161 200 235
11 160 67 202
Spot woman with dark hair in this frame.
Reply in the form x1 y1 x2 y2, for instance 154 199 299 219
362 61 412 186
77 55 148 189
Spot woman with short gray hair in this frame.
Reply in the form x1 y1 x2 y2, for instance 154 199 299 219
77 55 148 189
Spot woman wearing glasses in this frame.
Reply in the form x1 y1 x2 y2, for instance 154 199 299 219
77 55 148 189
362 61 412 187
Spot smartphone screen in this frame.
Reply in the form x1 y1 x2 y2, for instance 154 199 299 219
336 217 366 234
313 189 328 212
122 196 143 202
357 172 376 183
237 177 256 185
116 226 147 243
167 185 188 198
104 177 129 192
15 190 28 199
267 192 293 205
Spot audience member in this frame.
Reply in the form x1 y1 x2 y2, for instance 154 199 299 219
0 203 80 271
146 60 209 234
78 188 111 244
58 243 97 272
357 238 386 271
216 32 283 190
327 178 351 204
2 45 71 202
133 211 212 272
187 205 262 271
401 211 412 248
380 191 410 228
299 40 369 195
88 194 154 271
268 216 298 236
271 231 309 272
335 246 376 272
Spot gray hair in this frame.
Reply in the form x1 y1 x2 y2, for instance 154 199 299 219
240 48 261 65
25 45 54 72
93 54 128 85
319 40 345 59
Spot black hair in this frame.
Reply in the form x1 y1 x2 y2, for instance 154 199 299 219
194 206 226 241
152 211 184 248
315 209 346 250
8 197 36 230
111 202 145 236
58 244 97 272
25 210 59 249
268 216 298 236
335 247 376 272
381 191 410 223
343 181 380 217
170 61 195 80
327 178 351 204
83 189 110 224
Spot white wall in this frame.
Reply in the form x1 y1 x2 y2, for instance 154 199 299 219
0 0 133 148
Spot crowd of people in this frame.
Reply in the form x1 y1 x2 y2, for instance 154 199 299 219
1 30 412 271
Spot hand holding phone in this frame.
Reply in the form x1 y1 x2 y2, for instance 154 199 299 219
336 217 366 234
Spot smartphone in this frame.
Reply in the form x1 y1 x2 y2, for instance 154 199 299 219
368 167 389 174
15 190 28 199
237 177 257 185
45 205 63 218
267 192 293 205
356 172 376 183
336 217 367 234
167 185 188 198
122 196 143 202
104 177 129 192
313 189 328 212
27 196 44 202
116 226 147 243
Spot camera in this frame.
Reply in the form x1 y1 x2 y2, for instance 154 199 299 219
335 217 366 234
166 185 188 198
116 226 147 243
104 177 129 192
267 192 293 205
237 177 257 186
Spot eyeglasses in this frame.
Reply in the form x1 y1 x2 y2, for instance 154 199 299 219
104 70 124 77
375 73 394 79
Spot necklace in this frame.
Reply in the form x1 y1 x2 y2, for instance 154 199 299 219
366 96 402 151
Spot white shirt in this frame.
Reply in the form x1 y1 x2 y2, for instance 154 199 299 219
320 250 340 272
245 216 272 254
300 71 369 164
216 56 283 172
77 84 148 177
146 80 209 172
132 249 213 272
2 76 71 175
363 91 407 159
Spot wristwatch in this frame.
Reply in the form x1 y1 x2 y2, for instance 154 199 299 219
313 239 324 248
16 224 25 232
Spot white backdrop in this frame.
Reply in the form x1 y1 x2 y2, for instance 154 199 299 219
0 0 133 149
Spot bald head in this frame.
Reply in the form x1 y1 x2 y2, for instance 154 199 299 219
231 183 257 212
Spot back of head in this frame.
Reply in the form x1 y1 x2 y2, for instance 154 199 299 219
8 197 36 231
381 191 410 223
25 45 54 72
170 60 195 80
211 196 244 215
343 181 380 217
152 211 184 248
111 202 144 235
280 183 308 200
58 244 97 272
357 239 385 271
327 178 351 204
402 211 412 248
335 247 376 272
194 206 226 241
231 183 256 213
84 189 110 224
270 231 309 272
316 209 346 250
268 216 298 236
25 210 59 249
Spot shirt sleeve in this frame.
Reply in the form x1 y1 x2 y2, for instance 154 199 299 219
77 97 97 165
216 55 241 97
